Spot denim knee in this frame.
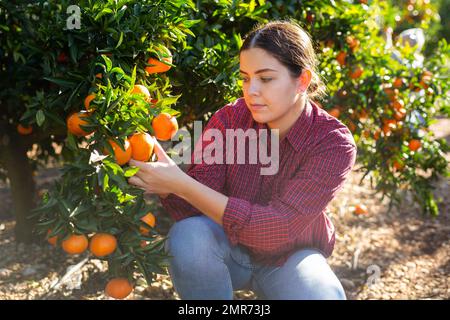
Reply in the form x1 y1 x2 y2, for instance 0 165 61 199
165 216 225 273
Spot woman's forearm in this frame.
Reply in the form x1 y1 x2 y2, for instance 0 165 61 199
174 174 229 225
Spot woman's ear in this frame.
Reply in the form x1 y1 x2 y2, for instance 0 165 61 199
298 69 312 93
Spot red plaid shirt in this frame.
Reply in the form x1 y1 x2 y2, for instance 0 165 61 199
161 98 357 266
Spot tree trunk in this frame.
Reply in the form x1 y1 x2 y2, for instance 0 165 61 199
0 132 37 243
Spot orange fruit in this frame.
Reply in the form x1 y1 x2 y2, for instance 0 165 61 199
95 73 103 79
67 111 92 136
84 94 96 111
47 229 58 246
152 113 178 141
89 233 117 257
131 85 151 102
393 77 404 88
105 278 133 299
140 240 149 248
383 86 399 102
336 51 346 66
373 129 381 141
129 132 154 162
145 46 172 74
408 139 421 151
354 204 368 215
327 107 341 118
394 108 406 121
17 124 33 135
346 36 360 52
349 66 363 79
419 70 433 89
393 160 405 171
358 109 368 121
392 99 404 111
62 234 89 255
105 139 132 166
347 120 356 133
140 212 156 236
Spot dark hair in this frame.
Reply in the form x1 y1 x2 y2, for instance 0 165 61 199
240 20 327 100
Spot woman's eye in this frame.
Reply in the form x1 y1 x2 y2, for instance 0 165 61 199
261 77 272 82
241 77 249 82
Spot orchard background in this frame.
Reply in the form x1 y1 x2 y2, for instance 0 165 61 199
0 0 448 299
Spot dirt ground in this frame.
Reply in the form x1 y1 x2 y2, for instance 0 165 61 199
0 118 448 300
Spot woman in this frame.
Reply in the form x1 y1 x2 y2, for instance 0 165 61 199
128 20 357 300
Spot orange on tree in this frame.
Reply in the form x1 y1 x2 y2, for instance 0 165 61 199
17 124 33 135
327 107 341 118
67 111 92 136
129 132 154 162
349 66 363 79
105 139 132 165
89 233 117 257
393 77 404 88
393 159 405 171
62 234 89 255
336 51 346 66
84 94 96 111
354 204 368 215
47 229 58 246
152 112 179 141
145 46 172 74
408 139 421 151
345 35 360 52
131 84 151 102
419 70 433 89
383 86 399 102
105 278 133 299
140 212 156 236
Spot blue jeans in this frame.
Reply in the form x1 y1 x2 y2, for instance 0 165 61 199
165 215 346 300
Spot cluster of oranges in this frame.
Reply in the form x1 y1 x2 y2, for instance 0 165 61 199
46 212 156 299
64 47 178 166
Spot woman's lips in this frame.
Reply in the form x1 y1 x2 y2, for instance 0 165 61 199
250 104 266 111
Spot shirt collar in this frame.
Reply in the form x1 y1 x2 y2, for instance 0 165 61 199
284 99 313 152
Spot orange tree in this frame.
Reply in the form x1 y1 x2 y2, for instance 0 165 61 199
173 0 449 216
0 0 196 297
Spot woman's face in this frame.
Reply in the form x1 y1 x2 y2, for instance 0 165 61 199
239 47 307 127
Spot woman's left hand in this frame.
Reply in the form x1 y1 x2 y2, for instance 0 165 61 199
127 137 186 197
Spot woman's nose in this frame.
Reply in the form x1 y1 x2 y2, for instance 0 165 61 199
248 80 260 96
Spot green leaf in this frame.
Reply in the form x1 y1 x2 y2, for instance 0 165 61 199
43 77 77 88
115 32 124 49
124 166 139 178
36 110 45 126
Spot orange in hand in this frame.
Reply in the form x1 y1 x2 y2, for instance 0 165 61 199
105 278 133 299
62 234 89 255
152 113 178 141
106 139 132 165
129 132 154 162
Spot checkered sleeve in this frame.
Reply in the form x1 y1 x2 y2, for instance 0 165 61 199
160 108 229 222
